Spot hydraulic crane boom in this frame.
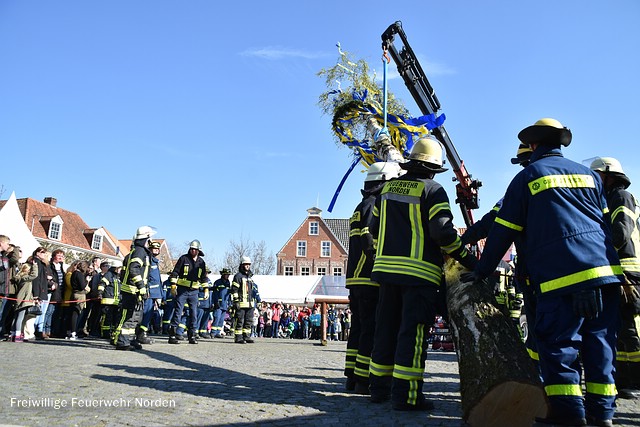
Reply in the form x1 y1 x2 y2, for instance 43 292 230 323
382 21 481 227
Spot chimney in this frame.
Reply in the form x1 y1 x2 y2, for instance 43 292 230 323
43 197 57 207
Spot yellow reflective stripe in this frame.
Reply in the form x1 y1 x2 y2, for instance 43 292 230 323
100 298 117 305
620 258 640 272
441 236 465 254
373 255 442 285
539 265 624 293
354 367 369 378
130 275 142 284
369 361 393 377
527 347 539 361
616 349 640 363
611 205 638 223
376 199 389 257
528 174 595 196
428 202 450 220
345 277 379 287
356 354 371 364
361 226 370 235
495 217 524 232
353 252 367 278
349 228 361 237
409 203 424 260
586 382 617 396
545 384 583 396
392 364 424 381
413 324 425 368
177 278 200 288
382 180 423 197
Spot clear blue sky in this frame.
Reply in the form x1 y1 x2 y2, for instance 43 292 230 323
1 1 639 266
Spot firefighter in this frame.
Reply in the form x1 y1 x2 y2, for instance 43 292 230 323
112 225 155 350
344 161 402 395
98 259 122 341
231 256 257 344
168 240 208 345
211 268 232 338
590 156 640 400
469 118 623 426
137 240 163 343
368 136 478 411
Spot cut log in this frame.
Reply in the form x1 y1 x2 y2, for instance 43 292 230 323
444 261 548 427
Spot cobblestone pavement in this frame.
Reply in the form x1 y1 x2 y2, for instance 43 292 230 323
0 337 638 427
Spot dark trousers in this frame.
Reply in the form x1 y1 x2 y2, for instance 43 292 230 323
345 286 379 385
197 307 211 335
536 285 620 421
370 284 437 406
212 308 226 336
78 300 101 336
617 299 640 390
112 293 143 347
100 304 118 339
139 297 154 332
234 307 254 339
170 287 198 337
0 297 15 336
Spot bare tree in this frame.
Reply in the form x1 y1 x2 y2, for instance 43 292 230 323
218 235 275 275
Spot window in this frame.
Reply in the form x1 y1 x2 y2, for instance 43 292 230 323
49 221 62 240
321 241 331 257
309 221 319 235
91 234 103 251
317 267 326 275
301 267 310 276
333 267 342 276
284 266 294 276
297 241 307 257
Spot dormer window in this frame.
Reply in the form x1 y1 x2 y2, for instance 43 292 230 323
48 216 63 240
92 234 103 251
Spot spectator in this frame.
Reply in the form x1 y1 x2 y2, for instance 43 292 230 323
11 255 38 342
46 249 65 338
28 248 51 340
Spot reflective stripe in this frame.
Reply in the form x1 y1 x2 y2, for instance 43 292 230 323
101 298 117 305
177 278 200 288
539 265 623 293
527 347 539 361
369 361 393 377
356 354 371 364
428 202 450 220
346 277 379 287
545 384 582 396
495 217 524 232
616 349 640 363
373 255 441 285
412 324 425 369
392 364 423 381
586 382 617 396
528 174 595 196
620 257 640 272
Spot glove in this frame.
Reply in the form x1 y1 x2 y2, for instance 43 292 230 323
170 285 177 297
203 289 210 300
622 284 640 314
572 288 603 319
510 298 524 311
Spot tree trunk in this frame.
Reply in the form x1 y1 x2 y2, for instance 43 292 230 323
446 270 548 427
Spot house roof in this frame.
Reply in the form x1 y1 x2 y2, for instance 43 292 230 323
324 218 350 252
0 197 124 257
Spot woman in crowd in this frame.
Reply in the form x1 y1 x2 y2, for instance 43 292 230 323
11 255 38 342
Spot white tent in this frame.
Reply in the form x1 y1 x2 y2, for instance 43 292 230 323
0 192 40 262
251 275 322 304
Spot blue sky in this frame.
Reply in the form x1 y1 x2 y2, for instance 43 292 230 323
1 1 639 267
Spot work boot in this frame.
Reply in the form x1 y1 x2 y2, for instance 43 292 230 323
235 335 246 344
199 333 211 339
345 377 356 392
136 332 153 345
130 339 143 350
189 337 198 344
168 327 180 344
392 396 434 411
354 382 370 395
243 334 254 344
585 416 613 427
618 388 640 399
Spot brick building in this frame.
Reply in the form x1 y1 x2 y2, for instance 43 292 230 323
276 207 349 276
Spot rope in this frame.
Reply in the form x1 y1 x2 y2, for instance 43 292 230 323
374 49 391 142
0 295 101 304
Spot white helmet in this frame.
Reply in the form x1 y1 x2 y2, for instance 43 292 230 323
241 256 252 264
134 225 156 240
365 162 403 182
590 157 625 175
110 259 123 268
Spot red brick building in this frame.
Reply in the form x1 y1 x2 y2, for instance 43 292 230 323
276 207 349 276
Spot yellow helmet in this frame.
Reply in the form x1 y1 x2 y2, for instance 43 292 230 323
517 118 572 147
403 135 448 173
510 143 533 165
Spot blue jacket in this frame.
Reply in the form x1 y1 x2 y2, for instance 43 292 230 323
147 256 164 299
212 278 231 310
476 146 623 298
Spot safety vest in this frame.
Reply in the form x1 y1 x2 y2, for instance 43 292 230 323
346 192 379 288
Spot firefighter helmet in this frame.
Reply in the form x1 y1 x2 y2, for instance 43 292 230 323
110 259 123 268
189 240 202 250
241 256 252 264
517 118 572 147
402 135 448 173
148 241 161 250
365 162 403 182
220 268 232 275
510 143 534 165
590 156 630 189
134 225 156 240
